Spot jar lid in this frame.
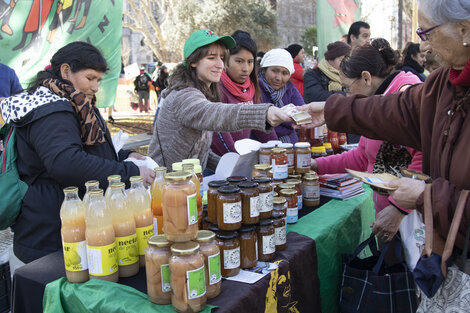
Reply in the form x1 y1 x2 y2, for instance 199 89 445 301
272 211 285 219
260 142 275 149
278 143 293 149
171 241 200 255
253 176 271 184
89 188 104 195
271 148 286 154
172 162 183 171
311 146 326 153
254 164 272 171
238 225 255 233
64 186 79 193
194 165 202 174
208 180 229 188
323 142 332 149
130 176 143 182
195 230 215 242
267 140 282 146
111 182 125 189
208 223 220 232
154 167 168 173
238 182 259 189
294 142 310 148
182 163 194 171
107 174 121 181
148 235 170 247
279 188 297 196
84 180 99 187
279 183 294 189
216 231 238 240
227 176 247 183
286 179 301 185
273 197 287 204
218 185 240 194
288 174 301 179
182 158 201 166
303 174 319 180
258 218 273 226
165 171 192 181
273 192 278 197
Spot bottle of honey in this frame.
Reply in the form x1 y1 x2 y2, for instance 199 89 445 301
127 176 154 267
150 167 167 235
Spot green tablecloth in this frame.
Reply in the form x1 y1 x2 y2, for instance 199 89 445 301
287 185 375 313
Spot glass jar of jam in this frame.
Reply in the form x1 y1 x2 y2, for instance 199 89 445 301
323 143 334 156
277 182 294 194
253 177 273 219
288 174 301 180
238 182 260 225
195 230 221 299
327 130 340 153
278 143 294 174
207 180 229 224
272 211 287 251
309 127 324 147
294 142 311 174
279 189 298 224
252 164 272 179
162 172 198 242
270 148 288 180
238 225 258 269
259 142 275 165
256 219 276 262
302 174 320 207
272 181 282 194
273 197 287 217
216 186 242 231
286 179 303 210
227 176 247 186
311 146 327 159
338 133 347 146
169 242 206 313
145 235 171 304
216 231 240 277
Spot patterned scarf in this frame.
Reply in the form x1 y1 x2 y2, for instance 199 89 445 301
220 71 255 103
259 72 286 108
317 59 343 91
41 78 106 145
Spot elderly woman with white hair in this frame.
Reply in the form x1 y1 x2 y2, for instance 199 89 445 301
259 48 305 143
300 0 470 251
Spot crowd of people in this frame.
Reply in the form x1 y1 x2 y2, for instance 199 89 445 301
0 0 469 309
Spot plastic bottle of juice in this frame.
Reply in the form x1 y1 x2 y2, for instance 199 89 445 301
105 175 121 203
127 176 154 267
150 167 167 235
60 186 89 283
109 182 139 277
82 180 99 209
85 188 119 282
182 163 202 229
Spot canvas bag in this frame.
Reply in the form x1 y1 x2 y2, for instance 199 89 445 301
0 124 28 230
339 233 418 313
399 210 425 270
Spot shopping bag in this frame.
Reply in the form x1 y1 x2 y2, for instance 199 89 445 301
399 210 425 270
339 233 418 313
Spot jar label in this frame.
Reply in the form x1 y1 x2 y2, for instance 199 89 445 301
223 246 240 269
187 193 198 225
115 233 139 266
223 201 242 224
286 208 298 223
298 195 303 210
275 226 287 245
187 265 206 300
250 196 260 218
136 224 154 255
63 240 88 272
303 184 320 200
296 153 311 169
161 264 171 292
262 233 276 255
259 154 271 165
86 242 118 276
272 162 288 179
287 153 294 167
259 192 273 213
208 252 222 285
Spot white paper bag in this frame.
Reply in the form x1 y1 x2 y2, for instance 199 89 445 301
399 210 425 270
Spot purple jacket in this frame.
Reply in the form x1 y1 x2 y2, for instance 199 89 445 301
259 80 305 143
211 83 278 156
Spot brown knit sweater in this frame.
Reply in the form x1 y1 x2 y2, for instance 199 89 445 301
148 87 273 171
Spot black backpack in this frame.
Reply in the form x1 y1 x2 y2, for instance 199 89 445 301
135 74 150 91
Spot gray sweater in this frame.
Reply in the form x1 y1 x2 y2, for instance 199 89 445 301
148 87 273 171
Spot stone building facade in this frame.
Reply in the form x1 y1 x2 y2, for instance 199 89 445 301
275 0 316 48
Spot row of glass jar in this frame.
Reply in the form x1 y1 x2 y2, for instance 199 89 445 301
258 141 312 178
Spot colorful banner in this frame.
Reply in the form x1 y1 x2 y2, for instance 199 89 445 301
316 0 362 59
0 0 122 108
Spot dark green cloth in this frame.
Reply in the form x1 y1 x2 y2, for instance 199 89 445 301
43 277 217 313
287 185 375 313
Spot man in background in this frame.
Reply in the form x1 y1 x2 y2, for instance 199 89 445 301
134 66 152 113
347 21 371 49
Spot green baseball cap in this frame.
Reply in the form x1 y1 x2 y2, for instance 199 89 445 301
183 29 236 61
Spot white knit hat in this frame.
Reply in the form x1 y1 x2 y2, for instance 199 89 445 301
260 48 295 76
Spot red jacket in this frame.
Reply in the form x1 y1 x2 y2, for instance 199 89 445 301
290 59 304 96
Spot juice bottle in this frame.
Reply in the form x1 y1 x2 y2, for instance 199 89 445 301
105 175 121 203
60 186 89 283
127 176 154 267
82 180 99 209
85 188 119 282
150 167 167 235
109 182 139 277
182 163 202 229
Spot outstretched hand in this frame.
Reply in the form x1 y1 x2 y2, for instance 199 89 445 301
293 101 326 129
267 106 292 127
386 178 425 210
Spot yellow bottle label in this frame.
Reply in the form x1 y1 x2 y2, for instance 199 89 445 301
63 240 88 272
115 233 139 266
136 224 154 255
86 242 118 276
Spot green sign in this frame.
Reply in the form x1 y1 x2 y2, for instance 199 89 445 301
0 0 122 108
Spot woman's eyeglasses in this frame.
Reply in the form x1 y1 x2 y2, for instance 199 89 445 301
342 78 360 93
416 24 441 41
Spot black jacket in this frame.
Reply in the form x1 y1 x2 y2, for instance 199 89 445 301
303 67 345 102
11 92 139 263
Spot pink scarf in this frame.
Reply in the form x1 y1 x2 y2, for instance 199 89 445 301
220 71 255 102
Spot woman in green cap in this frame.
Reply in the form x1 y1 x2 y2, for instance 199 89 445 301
148 29 292 172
